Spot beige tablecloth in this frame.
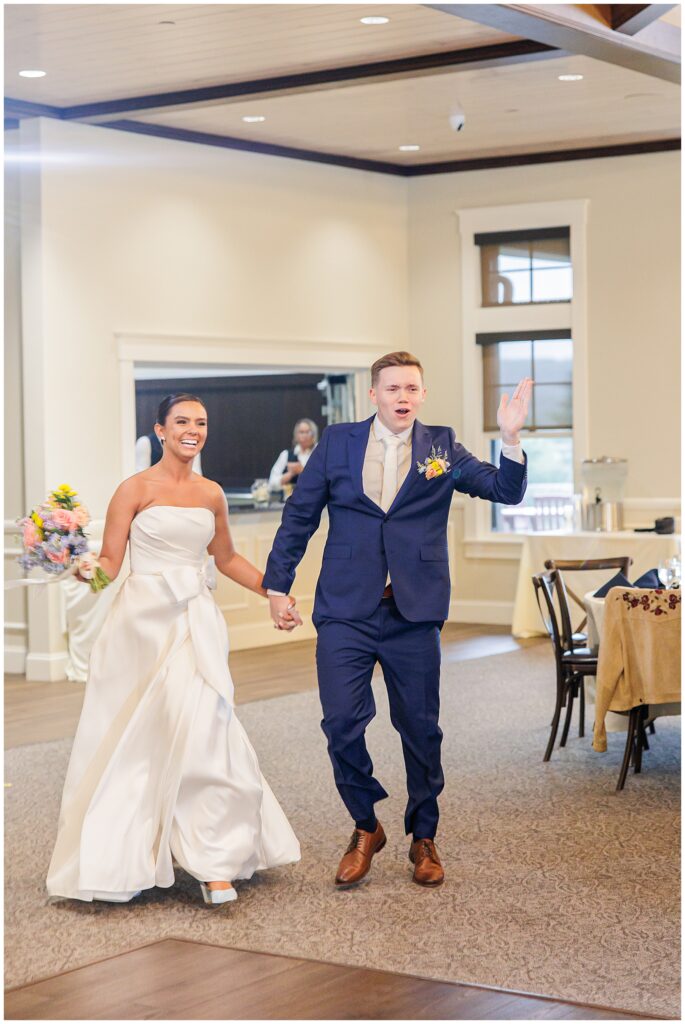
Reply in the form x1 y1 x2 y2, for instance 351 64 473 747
591 588 681 751
584 588 681 733
513 531 680 638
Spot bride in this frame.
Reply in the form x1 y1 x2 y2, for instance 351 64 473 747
47 393 301 905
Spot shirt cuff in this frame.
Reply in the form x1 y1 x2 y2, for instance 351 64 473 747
267 589 286 597
501 442 524 465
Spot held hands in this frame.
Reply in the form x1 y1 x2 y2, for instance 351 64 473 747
268 593 303 631
497 377 534 445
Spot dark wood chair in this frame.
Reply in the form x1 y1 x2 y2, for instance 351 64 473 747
532 571 598 761
616 704 652 791
543 557 633 640
548 559 658 784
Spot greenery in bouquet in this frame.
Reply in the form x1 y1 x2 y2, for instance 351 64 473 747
17 484 110 592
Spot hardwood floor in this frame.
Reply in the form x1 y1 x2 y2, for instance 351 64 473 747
4 939 653 1021
8 626 644 1022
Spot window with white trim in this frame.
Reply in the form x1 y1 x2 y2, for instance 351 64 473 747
457 201 589 543
477 330 574 532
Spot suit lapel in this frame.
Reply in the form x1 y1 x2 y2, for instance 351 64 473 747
348 417 384 515
387 420 432 513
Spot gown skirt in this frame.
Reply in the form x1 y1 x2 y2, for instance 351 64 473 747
46 505 300 901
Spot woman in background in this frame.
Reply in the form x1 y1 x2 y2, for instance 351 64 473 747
47 393 301 906
268 418 318 493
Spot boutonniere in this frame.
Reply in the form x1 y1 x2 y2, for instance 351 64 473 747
417 446 451 480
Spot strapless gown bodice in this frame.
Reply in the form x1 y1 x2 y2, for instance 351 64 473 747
129 505 214 574
47 506 300 902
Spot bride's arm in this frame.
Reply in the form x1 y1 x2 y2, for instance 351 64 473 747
94 479 141 581
208 488 268 597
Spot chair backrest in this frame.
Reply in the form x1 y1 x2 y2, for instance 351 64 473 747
552 570 577 651
543 557 634 640
543 557 633 576
532 571 564 666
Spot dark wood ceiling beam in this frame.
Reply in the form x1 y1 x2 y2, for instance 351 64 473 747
103 119 407 176
57 39 561 124
101 120 680 176
612 4 676 35
427 4 680 83
4 97 64 120
404 136 681 174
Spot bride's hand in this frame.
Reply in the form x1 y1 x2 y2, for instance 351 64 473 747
269 594 303 630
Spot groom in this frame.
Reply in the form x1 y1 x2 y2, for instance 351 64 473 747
263 352 531 887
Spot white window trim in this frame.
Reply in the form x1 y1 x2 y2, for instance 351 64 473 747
456 199 589 556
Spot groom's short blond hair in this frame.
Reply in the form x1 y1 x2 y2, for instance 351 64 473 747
371 351 424 387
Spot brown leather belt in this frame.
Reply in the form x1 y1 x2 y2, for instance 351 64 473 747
382 584 393 599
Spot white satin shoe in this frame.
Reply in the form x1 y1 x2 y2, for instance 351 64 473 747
200 882 237 906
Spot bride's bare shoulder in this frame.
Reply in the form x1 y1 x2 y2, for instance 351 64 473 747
197 478 226 513
110 474 150 510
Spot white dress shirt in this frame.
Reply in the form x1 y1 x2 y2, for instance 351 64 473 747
268 444 315 490
362 415 414 507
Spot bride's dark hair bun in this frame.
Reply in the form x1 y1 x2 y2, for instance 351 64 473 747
156 393 206 425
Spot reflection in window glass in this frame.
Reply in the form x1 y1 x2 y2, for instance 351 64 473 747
480 234 572 306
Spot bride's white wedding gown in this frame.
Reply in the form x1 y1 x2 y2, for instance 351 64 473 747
47 505 300 901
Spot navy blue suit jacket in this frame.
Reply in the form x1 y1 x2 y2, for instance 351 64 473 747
262 417 527 624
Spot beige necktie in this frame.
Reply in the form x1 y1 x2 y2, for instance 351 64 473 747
380 435 403 512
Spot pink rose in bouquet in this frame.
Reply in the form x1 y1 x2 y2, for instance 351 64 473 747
22 521 39 548
73 505 90 528
51 508 78 531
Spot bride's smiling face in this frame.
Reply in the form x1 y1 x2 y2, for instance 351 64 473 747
156 401 208 461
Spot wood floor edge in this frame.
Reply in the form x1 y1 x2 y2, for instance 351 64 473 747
8 933 665 1021
172 937 675 1020
3 936 171 993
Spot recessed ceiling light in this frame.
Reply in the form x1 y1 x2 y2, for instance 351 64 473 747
558 74 583 82
399 144 420 152
360 16 389 25
242 115 266 123
19 69 46 78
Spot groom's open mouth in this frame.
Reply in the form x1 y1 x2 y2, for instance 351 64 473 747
394 408 411 419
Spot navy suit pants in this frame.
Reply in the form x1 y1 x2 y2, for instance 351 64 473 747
315 596 444 839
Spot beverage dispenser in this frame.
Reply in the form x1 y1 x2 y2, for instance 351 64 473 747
581 457 628 532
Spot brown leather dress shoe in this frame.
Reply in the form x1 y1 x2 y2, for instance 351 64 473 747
409 838 444 887
335 822 386 886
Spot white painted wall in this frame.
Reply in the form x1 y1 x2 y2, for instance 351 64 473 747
4 131 28 672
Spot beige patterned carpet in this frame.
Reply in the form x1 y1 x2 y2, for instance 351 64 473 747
5 644 680 1016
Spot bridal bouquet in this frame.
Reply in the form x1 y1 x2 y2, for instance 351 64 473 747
17 484 110 592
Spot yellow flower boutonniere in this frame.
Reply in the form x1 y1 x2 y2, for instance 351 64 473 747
417 446 451 481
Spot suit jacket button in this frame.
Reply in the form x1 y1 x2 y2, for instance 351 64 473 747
383 516 389 522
